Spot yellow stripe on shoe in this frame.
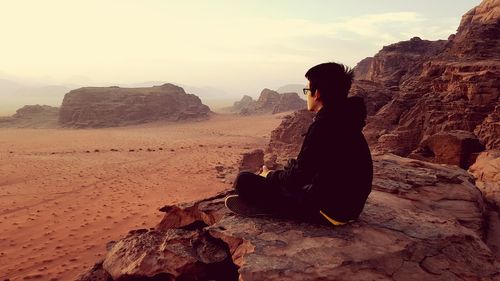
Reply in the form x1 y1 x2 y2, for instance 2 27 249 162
319 210 347 226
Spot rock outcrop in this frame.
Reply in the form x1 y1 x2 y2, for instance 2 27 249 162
360 37 447 88
475 104 500 150
265 110 314 167
255 89 281 112
353 57 373 81
272 92 307 114
238 149 264 173
408 130 485 169
469 150 500 260
231 95 254 112
0 104 59 128
355 0 499 161
232 89 306 115
59 83 211 128
79 153 500 281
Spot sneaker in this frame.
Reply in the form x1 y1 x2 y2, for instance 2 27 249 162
224 195 273 217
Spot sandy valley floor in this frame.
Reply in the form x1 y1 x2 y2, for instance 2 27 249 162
0 113 284 281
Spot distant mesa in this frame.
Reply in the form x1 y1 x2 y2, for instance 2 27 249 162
59 83 211 128
0 104 59 128
276 84 304 94
230 88 306 115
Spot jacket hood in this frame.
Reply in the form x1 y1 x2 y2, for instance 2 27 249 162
315 96 367 132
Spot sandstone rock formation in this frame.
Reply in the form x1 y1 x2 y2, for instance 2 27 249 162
59 84 211 128
232 89 306 115
0 104 59 128
272 92 307 114
79 154 500 281
355 0 499 160
102 228 237 281
266 110 314 167
408 130 485 169
231 95 254 112
475 104 500 150
238 149 264 173
361 37 447 88
255 88 281 111
469 150 500 260
353 57 373 81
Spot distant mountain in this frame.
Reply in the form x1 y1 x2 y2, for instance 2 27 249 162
0 78 235 115
229 88 306 115
0 79 72 115
276 84 305 96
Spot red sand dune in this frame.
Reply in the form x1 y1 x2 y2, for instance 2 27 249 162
0 113 284 281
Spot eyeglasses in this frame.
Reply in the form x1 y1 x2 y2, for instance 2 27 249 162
302 88 311 95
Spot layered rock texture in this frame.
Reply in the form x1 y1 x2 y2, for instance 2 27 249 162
231 89 306 115
355 0 499 162
469 150 500 260
59 84 211 128
408 130 485 169
265 110 314 167
0 104 59 128
79 153 500 281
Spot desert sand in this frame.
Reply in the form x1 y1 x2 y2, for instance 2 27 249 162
0 113 284 281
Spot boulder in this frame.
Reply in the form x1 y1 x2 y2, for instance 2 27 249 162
80 154 500 280
409 130 485 169
239 149 264 173
469 150 500 205
468 149 500 261
76 261 112 281
59 83 211 128
101 228 237 281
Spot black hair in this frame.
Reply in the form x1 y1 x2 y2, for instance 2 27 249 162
305 62 354 106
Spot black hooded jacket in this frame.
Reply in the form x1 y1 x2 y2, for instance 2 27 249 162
266 96 373 222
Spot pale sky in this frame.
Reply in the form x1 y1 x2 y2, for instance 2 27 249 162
0 0 481 96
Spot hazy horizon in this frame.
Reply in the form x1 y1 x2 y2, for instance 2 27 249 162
0 0 481 114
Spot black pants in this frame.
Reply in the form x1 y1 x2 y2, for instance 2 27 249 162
232 171 325 223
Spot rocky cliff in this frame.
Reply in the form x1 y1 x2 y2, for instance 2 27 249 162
356 0 499 168
78 152 500 281
265 110 314 167
232 89 306 115
0 104 59 128
59 84 211 128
